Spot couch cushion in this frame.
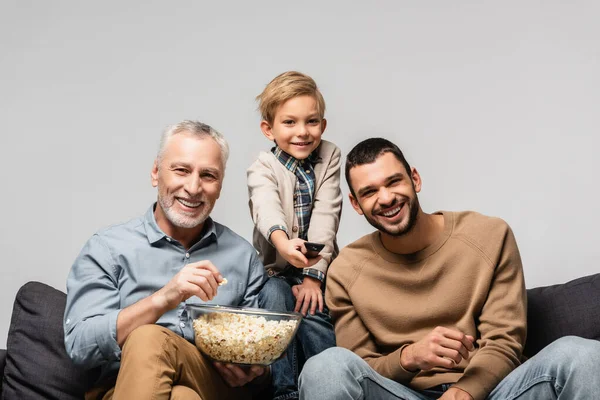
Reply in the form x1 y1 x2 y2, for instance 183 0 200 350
524 273 600 357
1 281 98 400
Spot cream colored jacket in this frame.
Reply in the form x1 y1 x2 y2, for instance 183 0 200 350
247 140 342 277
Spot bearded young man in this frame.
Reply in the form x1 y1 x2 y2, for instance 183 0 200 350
64 121 268 400
298 138 600 400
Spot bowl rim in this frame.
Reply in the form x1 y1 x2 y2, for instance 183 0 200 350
185 303 302 319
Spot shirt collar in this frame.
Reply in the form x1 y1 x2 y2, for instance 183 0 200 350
144 203 218 245
271 145 321 173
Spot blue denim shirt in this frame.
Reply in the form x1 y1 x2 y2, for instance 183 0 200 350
64 204 267 381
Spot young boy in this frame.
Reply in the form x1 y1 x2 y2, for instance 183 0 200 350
247 71 341 400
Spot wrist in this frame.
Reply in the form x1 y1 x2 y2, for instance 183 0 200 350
302 276 322 287
444 387 474 400
400 344 418 372
150 290 172 314
270 230 288 250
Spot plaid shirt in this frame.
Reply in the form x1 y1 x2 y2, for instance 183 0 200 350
268 145 325 282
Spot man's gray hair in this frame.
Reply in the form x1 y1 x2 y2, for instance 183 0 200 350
157 120 230 168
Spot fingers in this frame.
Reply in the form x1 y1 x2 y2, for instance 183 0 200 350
306 255 323 267
437 337 470 361
189 260 223 281
300 292 312 316
186 272 219 300
436 327 475 352
317 291 324 313
294 291 304 313
308 291 322 315
294 291 312 315
435 344 465 364
290 253 309 268
435 327 476 364
293 289 322 315
183 260 224 300
213 362 264 387
411 327 476 370
465 335 476 349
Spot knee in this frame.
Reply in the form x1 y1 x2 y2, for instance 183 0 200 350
300 347 364 382
547 336 600 369
171 385 201 400
259 278 294 311
122 324 171 357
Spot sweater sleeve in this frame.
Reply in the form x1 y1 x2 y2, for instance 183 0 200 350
247 156 289 242
453 225 527 400
326 257 418 384
306 144 343 276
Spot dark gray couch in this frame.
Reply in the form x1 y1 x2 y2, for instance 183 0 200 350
1 274 600 400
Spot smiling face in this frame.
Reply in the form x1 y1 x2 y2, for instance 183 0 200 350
348 152 422 237
151 132 223 238
261 95 326 160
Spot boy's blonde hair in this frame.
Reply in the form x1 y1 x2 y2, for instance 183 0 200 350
256 71 326 124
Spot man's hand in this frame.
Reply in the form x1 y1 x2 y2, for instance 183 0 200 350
400 327 475 371
291 276 323 315
438 387 474 400
212 362 267 387
152 260 223 312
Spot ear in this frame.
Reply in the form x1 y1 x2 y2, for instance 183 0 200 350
260 120 275 141
410 167 422 193
320 118 327 135
151 159 159 188
349 193 364 215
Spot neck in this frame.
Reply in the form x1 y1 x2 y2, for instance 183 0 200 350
154 206 206 250
380 211 444 255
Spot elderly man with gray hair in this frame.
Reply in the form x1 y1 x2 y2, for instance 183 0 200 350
64 120 268 400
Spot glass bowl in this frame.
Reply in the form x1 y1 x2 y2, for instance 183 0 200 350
186 304 302 366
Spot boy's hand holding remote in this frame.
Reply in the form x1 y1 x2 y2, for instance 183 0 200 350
270 230 323 269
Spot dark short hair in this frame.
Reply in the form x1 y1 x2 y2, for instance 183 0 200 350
345 138 412 197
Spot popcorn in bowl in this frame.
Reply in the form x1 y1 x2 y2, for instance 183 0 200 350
186 304 301 365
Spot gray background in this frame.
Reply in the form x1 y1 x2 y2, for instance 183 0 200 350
1 1 599 347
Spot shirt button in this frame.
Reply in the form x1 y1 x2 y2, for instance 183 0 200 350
292 226 298 233
305 169 311 174
166 237 171 242
185 253 190 258
180 322 185 328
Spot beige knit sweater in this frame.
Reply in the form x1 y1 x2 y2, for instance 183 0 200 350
326 211 526 400
247 140 342 276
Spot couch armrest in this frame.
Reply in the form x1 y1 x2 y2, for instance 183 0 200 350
1 348 6 392
524 273 600 357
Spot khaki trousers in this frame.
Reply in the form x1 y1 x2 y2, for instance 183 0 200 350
86 325 265 400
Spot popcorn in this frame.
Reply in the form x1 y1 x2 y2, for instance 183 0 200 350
192 311 298 365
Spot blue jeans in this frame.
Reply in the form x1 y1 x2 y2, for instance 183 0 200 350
299 336 600 400
259 274 336 400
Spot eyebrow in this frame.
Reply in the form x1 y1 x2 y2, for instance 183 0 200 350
280 113 320 119
170 162 191 169
356 172 404 197
169 163 221 176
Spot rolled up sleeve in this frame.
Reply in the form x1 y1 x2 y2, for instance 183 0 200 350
64 234 123 368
